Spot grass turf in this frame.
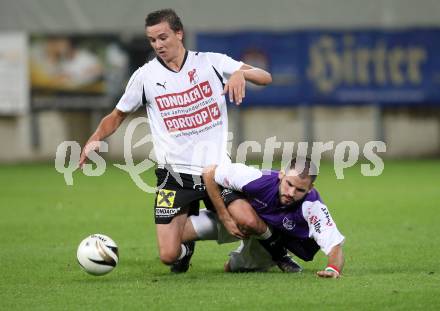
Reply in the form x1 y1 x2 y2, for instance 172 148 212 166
1 160 439 310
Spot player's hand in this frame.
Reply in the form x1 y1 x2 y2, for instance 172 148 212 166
316 270 340 279
79 139 100 169
222 217 247 239
223 70 246 105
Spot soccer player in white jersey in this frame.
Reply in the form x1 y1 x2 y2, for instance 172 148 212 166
79 9 272 273
182 158 345 277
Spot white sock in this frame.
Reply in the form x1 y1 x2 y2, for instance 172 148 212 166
177 244 187 260
257 227 272 240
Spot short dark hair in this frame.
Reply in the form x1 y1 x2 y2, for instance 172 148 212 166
145 9 184 33
285 157 318 183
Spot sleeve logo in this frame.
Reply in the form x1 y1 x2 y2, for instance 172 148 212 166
321 207 334 226
309 215 322 234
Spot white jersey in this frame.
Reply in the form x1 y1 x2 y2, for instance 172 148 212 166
116 51 243 175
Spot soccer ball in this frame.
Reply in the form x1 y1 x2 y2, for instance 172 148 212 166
77 234 119 276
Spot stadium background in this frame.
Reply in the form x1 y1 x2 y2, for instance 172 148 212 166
0 0 439 161
1 1 440 310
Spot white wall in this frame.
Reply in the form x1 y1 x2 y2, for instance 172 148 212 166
1 0 440 34
385 110 440 157
0 115 32 161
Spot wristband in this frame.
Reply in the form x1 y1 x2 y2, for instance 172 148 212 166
325 265 340 276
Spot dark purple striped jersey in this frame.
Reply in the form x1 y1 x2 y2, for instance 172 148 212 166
215 163 344 255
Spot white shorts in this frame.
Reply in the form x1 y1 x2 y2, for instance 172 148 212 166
190 209 275 272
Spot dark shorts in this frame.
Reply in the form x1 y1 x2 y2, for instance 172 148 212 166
154 168 213 224
220 188 320 261
282 235 320 261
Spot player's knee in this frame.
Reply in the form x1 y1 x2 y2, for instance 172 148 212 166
159 249 180 265
230 200 261 234
237 217 259 234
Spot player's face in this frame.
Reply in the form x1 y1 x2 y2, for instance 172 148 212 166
278 169 313 205
146 21 184 63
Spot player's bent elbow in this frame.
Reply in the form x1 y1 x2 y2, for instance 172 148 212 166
262 73 272 85
254 71 272 85
253 74 272 86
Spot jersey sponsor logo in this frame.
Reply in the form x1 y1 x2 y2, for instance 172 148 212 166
309 215 322 234
199 81 212 97
155 85 203 111
154 81 213 111
157 189 176 208
156 81 167 90
155 207 181 217
208 102 220 120
163 103 220 132
321 207 333 226
188 68 199 85
282 217 296 230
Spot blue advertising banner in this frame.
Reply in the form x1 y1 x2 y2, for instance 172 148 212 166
197 29 440 106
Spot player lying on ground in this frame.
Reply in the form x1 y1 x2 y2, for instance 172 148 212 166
182 157 345 277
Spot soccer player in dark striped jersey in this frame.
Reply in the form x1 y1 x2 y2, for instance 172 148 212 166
183 157 345 277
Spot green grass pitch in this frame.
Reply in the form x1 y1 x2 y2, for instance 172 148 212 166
1 160 439 310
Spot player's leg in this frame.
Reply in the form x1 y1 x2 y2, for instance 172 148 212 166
220 189 266 235
181 216 200 242
222 190 301 272
154 188 193 268
225 238 274 272
195 198 266 272
156 213 188 265
227 198 267 235
154 195 197 273
182 209 218 242
183 208 238 243
154 168 201 273
224 193 284 259
156 214 196 273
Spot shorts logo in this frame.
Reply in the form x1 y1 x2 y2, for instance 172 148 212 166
193 183 206 191
221 188 233 199
157 189 176 208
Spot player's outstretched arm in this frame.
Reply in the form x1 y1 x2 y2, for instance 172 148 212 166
239 64 272 85
223 64 272 105
79 108 127 168
316 244 344 279
202 165 246 239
